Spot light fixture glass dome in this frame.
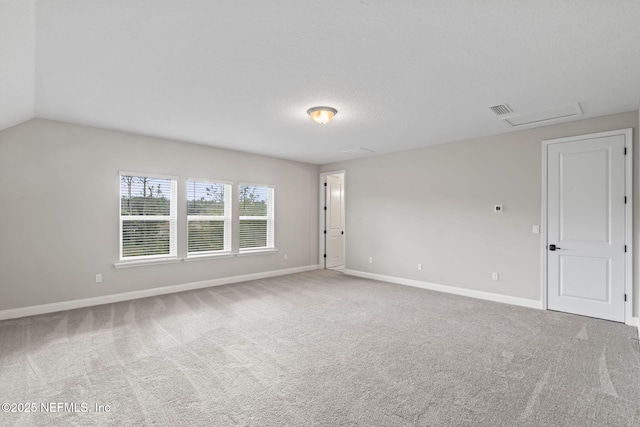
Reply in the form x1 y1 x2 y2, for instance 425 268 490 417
307 106 337 124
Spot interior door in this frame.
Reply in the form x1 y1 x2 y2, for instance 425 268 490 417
546 132 627 322
325 174 344 269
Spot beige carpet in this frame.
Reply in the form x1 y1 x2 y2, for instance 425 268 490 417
1 270 639 426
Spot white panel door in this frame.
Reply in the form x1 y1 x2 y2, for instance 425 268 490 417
325 174 344 269
547 133 627 322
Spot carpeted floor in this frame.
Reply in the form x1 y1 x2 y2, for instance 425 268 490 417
1 270 639 426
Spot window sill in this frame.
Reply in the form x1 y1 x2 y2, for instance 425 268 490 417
184 252 236 262
237 248 279 257
114 257 183 269
114 249 278 268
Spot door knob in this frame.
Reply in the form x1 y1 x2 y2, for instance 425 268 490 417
549 244 562 251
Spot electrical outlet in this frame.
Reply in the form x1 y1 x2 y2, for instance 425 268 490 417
532 225 540 234
417 263 423 271
95 274 102 283
492 272 499 281
284 254 288 260
368 257 373 264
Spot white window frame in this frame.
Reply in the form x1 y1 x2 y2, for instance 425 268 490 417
238 183 275 252
118 172 178 262
187 179 232 257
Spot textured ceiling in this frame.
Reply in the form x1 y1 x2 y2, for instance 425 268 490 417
3 1 640 164
0 0 35 130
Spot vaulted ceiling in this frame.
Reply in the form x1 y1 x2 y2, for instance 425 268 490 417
2 1 640 164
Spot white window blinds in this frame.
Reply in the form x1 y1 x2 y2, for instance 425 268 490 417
187 180 232 255
120 174 177 260
239 185 274 250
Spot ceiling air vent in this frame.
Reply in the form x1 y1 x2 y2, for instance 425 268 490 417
342 147 374 156
495 103 583 128
490 104 513 117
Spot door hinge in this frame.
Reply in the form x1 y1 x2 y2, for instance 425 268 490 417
324 182 327 186
624 294 627 302
624 245 627 252
324 206 327 210
323 230 326 234
624 147 627 155
625 196 627 204
323 254 327 258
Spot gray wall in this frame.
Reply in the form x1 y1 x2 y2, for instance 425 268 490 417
321 112 639 316
0 119 319 310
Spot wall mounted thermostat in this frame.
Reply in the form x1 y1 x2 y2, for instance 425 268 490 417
494 205 503 212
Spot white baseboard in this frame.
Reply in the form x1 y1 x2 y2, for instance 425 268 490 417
629 317 639 339
344 269 543 310
0 264 320 321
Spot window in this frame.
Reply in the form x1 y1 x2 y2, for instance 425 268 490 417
119 174 177 260
187 180 232 255
239 185 274 251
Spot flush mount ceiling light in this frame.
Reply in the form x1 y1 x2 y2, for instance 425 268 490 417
307 106 337 124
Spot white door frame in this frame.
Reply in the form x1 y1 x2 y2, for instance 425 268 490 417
319 170 346 269
541 128 633 325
